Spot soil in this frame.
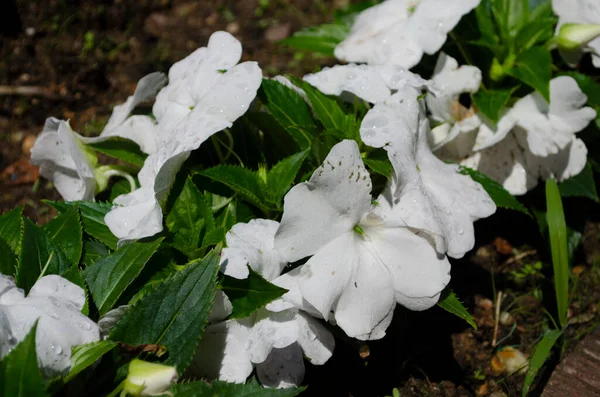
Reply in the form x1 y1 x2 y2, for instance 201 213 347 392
1 1 600 396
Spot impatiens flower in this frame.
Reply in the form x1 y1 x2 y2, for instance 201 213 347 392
30 73 166 201
304 63 434 104
275 140 452 340
189 219 334 388
361 89 496 258
437 76 596 195
105 31 262 242
0 274 100 378
123 359 178 396
553 0 600 67
426 53 483 149
334 0 481 68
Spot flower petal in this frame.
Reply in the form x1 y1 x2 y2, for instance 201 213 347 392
295 312 334 365
256 343 305 389
275 140 372 262
220 219 286 281
0 275 24 304
209 291 233 323
28 275 85 311
104 188 163 241
246 309 299 364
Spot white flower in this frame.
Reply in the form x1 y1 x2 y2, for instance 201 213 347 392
553 0 600 67
104 31 262 242
30 119 97 201
426 53 483 149
0 274 100 378
189 219 334 388
275 140 452 341
438 76 596 195
334 0 481 68
123 359 178 396
304 63 435 104
361 89 496 258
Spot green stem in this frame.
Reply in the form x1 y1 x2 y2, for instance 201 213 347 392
106 380 126 397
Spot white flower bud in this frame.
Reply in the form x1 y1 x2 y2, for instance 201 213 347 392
123 359 178 396
557 23 600 51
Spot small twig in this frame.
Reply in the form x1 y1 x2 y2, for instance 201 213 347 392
501 249 537 267
0 85 56 98
492 290 503 347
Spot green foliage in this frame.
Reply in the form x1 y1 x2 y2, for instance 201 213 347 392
0 323 47 397
47 201 118 250
84 238 163 316
82 241 111 267
507 46 552 101
266 149 309 203
171 378 305 397
472 87 515 123
86 136 147 167
43 205 83 266
0 237 17 276
64 340 118 383
522 330 562 396
220 267 288 319
0 206 24 254
110 249 220 373
545 179 569 329
16 218 73 293
259 78 317 149
166 177 215 257
437 291 477 330
558 162 599 202
279 24 348 56
459 166 531 216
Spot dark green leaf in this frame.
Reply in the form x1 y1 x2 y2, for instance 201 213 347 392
522 330 561 396
546 179 569 328
558 162 599 202
110 249 220 373
86 137 147 167
507 46 552 101
16 218 72 293
491 0 529 44
172 378 305 397
221 267 288 319
43 205 83 266
472 88 515 123
259 79 316 149
514 18 555 52
0 322 47 397
267 150 309 203
199 166 272 211
437 291 477 330
109 179 135 202
0 237 17 276
279 23 348 56
84 238 163 316
166 177 215 257
459 167 531 216
46 201 118 250
82 241 111 267
64 340 118 383
0 206 23 254
363 158 392 178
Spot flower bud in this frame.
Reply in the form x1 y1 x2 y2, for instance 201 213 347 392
557 23 600 51
123 359 178 396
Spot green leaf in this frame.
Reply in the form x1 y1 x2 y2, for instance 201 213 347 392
546 179 569 329
166 177 215 257
84 238 163 316
514 17 555 52
199 166 272 211
0 322 47 397
472 88 515 123
293 78 358 139
522 329 562 396
280 23 348 56
221 267 288 319
259 79 317 149
363 158 392 178
475 1 500 50
437 291 477 330
47 201 118 250
110 249 220 373
491 0 529 45
64 340 118 383
459 166 531 216
267 150 309 203
109 178 135 202
0 237 17 276
172 378 305 397
16 218 72 293
86 137 147 167
82 241 111 267
43 205 83 266
558 162 599 202
507 46 552 101
0 206 23 254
